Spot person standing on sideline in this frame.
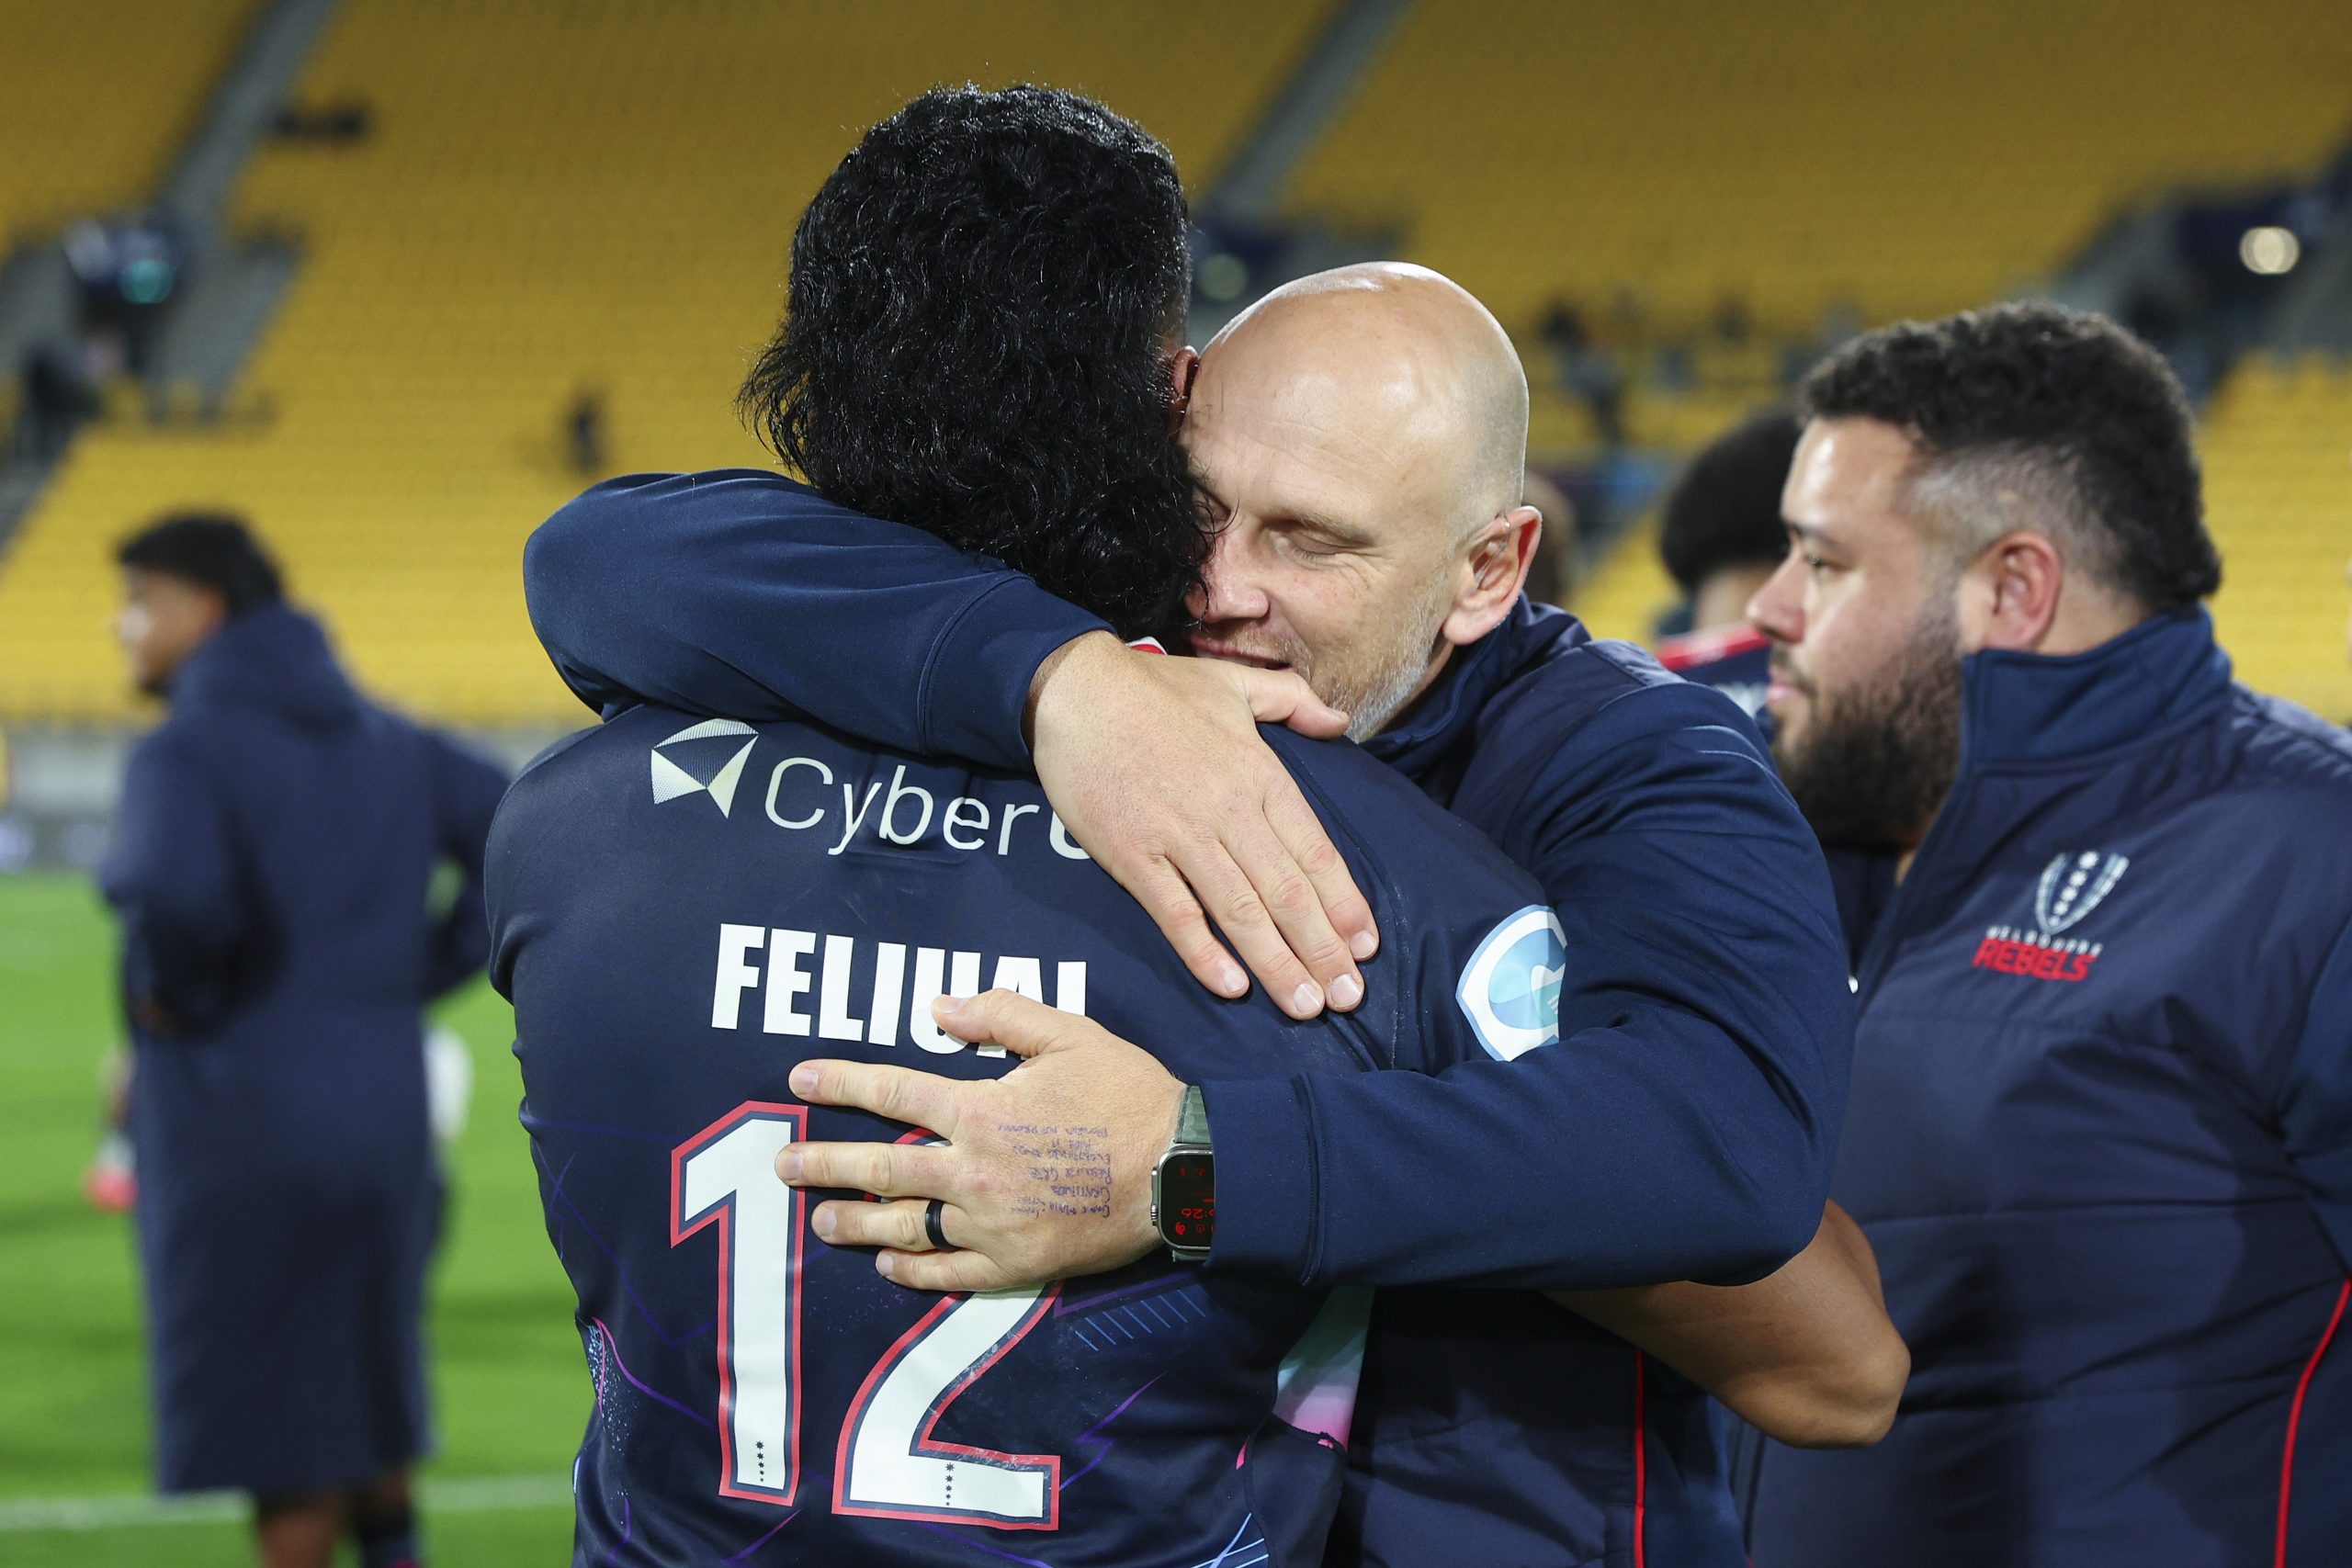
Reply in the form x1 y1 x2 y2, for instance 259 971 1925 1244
102 514 507 1568
1652 406 1803 715
1738 303 2352 1566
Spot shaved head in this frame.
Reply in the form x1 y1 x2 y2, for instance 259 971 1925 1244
1205 262 1530 532
1182 263 1543 739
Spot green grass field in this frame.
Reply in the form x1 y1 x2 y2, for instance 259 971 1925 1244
0 872 582 1563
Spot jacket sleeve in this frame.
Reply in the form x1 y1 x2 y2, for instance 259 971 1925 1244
422 730 510 1000
523 470 1109 771
102 729 250 1035
2280 911 2352 1271
1203 684 1854 1291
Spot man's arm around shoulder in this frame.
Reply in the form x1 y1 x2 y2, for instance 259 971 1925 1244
1205 677 1853 1291
525 469 1104 764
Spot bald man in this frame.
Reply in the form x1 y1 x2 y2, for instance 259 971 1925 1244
526 262 1873 1564
1182 265 1539 739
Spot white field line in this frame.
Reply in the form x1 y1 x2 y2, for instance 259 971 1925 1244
0 1473 571 1532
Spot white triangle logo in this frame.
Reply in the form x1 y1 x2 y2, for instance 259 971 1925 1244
650 750 705 803
650 719 759 818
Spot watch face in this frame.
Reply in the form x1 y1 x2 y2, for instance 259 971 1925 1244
1159 1155 1215 1247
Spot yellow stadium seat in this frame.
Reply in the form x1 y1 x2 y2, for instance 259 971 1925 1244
0 0 1329 724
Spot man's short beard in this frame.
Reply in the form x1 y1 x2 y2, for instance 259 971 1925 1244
1335 634 1444 740
1331 574 1459 740
1772 606 1964 852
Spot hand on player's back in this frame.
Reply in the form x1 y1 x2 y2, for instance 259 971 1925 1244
776 991 1181 1291
1025 631 1378 1019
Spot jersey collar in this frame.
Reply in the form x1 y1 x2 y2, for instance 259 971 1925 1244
1363 596 1587 782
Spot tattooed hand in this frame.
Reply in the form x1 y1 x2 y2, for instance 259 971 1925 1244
774 991 1183 1292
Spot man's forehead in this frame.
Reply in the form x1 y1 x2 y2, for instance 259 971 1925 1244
1188 405 1379 525
1192 345 1464 520
1786 418 1918 525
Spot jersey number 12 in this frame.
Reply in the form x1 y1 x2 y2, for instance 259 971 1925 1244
671 1102 1061 1529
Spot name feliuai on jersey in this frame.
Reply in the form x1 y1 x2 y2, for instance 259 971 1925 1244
710 924 1088 1055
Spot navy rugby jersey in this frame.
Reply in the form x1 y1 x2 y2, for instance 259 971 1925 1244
523 470 1856 1568
486 703 1557 1566
1654 624 1770 719
1744 611 2352 1567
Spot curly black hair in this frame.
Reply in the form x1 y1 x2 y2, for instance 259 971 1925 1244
740 85 1202 638
118 512 284 616
1798 301 2221 613
1658 406 1802 596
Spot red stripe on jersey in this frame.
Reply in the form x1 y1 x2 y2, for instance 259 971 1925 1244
1655 625 1770 672
2276 1278 2350 1568
1632 1348 1649 1568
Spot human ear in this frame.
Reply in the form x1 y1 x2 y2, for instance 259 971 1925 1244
1442 505 1543 647
1969 530 2064 651
1167 346 1200 432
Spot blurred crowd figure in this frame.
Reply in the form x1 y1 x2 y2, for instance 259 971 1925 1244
13 323 124 460
98 514 506 1568
1520 467 1577 608
1649 406 1800 715
564 387 606 477
1536 297 1626 449
1533 290 1863 456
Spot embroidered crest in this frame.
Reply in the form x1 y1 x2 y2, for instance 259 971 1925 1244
2033 851 2129 935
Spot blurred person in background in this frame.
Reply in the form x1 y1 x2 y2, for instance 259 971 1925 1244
1738 303 2352 1567
563 386 605 478
1520 468 1577 608
1651 406 1802 716
102 514 507 1568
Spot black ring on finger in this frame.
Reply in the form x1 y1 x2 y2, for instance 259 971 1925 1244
924 1198 953 1251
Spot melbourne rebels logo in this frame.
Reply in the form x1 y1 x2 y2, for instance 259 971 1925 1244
1457 905 1566 1061
650 718 758 818
1973 850 2130 984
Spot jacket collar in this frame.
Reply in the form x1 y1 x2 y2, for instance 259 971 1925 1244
1363 597 1585 781
170 605 361 727
1958 607 2233 770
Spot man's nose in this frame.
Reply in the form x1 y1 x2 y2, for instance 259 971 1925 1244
1748 552 1805 644
1188 530 1271 624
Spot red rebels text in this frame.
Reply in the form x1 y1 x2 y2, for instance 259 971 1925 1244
1972 931 2099 982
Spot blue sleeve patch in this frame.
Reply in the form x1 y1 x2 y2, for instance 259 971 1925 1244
1455 905 1566 1061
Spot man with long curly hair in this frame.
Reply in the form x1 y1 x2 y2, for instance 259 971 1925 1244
490 85 1591 1564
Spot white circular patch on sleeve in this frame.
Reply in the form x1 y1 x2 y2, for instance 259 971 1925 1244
1455 905 1567 1061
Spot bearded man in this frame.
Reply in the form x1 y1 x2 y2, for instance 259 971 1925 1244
1735 302 2352 1568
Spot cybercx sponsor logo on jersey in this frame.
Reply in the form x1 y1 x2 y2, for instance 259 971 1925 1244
1970 849 2129 984
1457 905 1567 1060
650 719 1091 861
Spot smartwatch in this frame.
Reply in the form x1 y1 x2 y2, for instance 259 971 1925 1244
1150 1084 1215 1262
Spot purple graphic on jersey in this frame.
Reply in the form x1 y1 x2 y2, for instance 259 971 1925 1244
719 1508 800 1562
1060 1376 1160 1491
600 1495 631 1566
1055 1271 1201 1318
591 1316 717 1432
524 1109 685 1145
538 1145 715 1348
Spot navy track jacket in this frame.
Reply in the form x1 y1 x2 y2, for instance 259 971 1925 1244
524 469 1857 1565
1740 610 2352 1566
100 607 507 1494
